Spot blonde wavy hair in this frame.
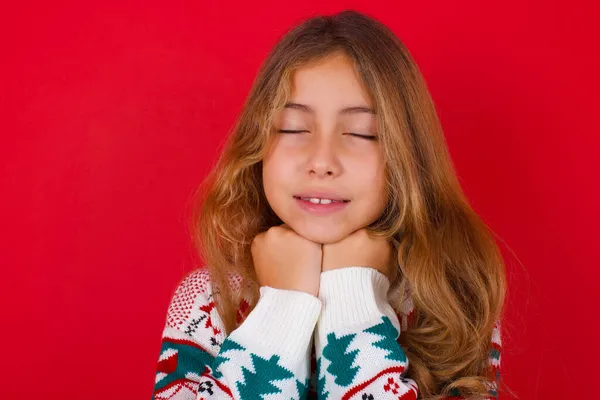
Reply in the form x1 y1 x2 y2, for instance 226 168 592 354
188 9 508 400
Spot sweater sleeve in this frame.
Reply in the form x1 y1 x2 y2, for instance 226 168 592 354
314 267 419 400
314 267 503 400
152 270 322 400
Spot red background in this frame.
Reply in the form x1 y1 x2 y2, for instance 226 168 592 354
1 1 598 399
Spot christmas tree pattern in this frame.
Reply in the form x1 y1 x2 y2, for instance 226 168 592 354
322 332 360 386
295 377 310 400
153 338 215 395
236 353 295 399
364 316 407 363
153 268 504 400
211 338 245 378
316 357 329 400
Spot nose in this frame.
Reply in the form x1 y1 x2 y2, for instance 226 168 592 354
306 135 342 179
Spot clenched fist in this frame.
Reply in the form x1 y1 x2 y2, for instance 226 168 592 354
322 228 398 283
251 224 322 297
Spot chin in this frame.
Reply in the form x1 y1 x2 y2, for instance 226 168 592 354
290 220 352 244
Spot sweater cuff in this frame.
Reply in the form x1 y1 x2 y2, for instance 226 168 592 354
230 286 322 359
317 267 399 334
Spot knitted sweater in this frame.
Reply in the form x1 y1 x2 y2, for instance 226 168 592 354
152 266 501 400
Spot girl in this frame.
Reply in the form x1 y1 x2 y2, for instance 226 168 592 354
152 9 506 400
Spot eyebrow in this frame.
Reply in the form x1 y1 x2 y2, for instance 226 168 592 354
283 102 376 115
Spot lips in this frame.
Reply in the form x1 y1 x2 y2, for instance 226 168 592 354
292 191 350 202
294 195 350 215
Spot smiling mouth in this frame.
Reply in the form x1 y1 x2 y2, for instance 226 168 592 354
293 196 350 205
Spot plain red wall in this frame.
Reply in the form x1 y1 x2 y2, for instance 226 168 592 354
1 1 598 399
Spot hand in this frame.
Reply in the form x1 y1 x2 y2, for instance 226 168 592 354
322 228 398 283
251 224 322 297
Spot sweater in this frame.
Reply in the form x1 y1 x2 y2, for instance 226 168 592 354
151 266 501 400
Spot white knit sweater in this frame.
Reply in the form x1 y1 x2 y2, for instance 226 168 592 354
152 266 501 399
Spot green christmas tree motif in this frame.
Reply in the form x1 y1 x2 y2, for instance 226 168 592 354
236 353 294 400
211 338 245 378
153 340 215 396
294 377 310 400
316 357 329 400
364 316 407 363
490 346 500 360
322 332 360 387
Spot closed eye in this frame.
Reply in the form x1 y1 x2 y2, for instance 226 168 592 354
277 129 308 134
277 130 377 141
346 133 378 141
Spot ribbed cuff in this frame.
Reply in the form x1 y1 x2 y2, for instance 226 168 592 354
317 267 398 334
230 286 322 359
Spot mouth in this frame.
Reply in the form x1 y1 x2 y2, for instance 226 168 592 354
293 194 351 215
293 195 350 205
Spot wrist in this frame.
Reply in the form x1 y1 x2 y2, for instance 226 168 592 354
231 286 322 358
317 266 399 333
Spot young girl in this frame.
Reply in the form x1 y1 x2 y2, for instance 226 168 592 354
152 10 506 400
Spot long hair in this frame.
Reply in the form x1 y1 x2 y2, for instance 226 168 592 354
189 10 507 399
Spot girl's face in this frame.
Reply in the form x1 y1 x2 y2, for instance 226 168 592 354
262 52 388 244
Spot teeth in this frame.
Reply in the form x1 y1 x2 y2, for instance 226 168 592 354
303 197 336 204
296 196 348 204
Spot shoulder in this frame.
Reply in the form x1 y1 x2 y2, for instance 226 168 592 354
168 267 212 309
161 267 230 355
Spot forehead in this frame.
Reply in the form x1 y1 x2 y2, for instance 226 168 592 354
287 52 373 111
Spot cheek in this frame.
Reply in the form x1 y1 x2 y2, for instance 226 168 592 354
369 175 389 212
262 162 279 203
352 153 386 191
262 150 294 204
351 155 389 215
